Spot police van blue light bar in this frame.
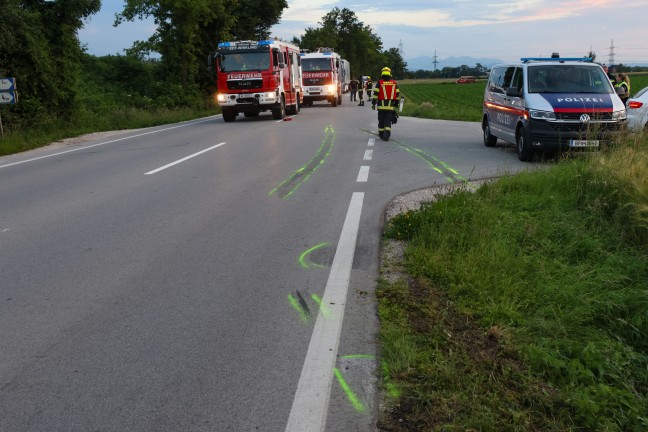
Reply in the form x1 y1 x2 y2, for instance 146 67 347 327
521 57 593 62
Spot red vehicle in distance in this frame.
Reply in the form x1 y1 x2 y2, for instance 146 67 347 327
456 76 477 84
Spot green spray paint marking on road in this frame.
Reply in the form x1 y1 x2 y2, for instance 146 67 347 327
361 128 466 184
310 293 331 318
269 125 336 198
288 294 310 323
333 367 366 413
298 243 329 269
340 354 375 360
394 139 466 183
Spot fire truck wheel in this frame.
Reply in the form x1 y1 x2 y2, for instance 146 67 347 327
222 108 237 122
331 96 337 107
272 96 286 120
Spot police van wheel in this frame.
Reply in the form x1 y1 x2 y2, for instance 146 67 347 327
483 120 497 147
516 127 534 162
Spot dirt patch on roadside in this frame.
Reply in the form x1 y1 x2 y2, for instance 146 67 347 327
50 130 143 149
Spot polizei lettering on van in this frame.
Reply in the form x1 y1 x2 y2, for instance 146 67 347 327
496 112 512 125
556 97 604 103
541 93 614 113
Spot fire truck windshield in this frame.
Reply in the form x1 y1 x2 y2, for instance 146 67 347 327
302 58 332 72
219 52 270 72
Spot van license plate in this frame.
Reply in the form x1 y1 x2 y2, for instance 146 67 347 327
570 139 599 148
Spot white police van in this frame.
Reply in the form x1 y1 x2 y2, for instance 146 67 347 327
482 56 627 161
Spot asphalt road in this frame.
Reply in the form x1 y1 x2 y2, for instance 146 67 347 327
0 99 533 432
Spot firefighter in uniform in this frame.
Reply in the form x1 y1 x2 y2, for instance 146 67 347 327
371 67 400 141
358 76 370 106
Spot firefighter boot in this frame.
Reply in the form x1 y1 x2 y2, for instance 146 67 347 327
378 131 384 139
383 130 390 141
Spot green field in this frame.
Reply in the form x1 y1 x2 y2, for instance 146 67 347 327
399 81 485 122
397 74 648 123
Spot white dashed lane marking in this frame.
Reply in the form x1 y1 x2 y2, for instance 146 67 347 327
356 166 369 183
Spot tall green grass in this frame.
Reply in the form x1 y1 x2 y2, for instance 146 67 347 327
380 136 648 431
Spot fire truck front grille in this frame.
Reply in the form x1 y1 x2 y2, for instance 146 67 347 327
227 79 263 90
305 78 327 86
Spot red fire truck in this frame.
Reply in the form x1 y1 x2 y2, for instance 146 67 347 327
300 48 344 107
209 40 303 122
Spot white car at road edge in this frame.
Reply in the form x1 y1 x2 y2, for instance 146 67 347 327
627 86 648 132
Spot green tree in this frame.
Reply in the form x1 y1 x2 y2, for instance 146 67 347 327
298 26 337 52
382 47 407 80
116 0 236 90
294 8 383 78
116 1 289 91
0 0 100 127
231 0 287 40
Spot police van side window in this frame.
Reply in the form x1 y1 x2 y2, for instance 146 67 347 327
511 67 523 93
489 66 516 94
488 67 505 94
502 67 516 91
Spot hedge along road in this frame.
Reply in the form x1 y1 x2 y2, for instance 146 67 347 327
0 101 535 432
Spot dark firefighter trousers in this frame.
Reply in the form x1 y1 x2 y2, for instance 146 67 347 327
377 110 396 137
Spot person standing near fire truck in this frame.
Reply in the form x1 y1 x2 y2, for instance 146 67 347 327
371 67 400 141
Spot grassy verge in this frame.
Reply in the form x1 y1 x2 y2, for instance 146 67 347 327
0 103 218 156
378 134 648 431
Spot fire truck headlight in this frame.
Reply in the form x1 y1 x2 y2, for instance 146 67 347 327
327 85 335 93
267 92 275 98
217 94 226 102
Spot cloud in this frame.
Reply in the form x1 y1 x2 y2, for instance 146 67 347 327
281 0 618 29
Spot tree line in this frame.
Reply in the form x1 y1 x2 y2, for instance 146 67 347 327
0 1 405 135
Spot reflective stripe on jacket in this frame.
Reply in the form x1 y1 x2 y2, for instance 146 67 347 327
372 79 400 110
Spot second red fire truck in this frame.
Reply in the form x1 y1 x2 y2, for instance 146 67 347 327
300 48 346 107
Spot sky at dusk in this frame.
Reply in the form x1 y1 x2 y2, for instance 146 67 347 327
78 0 648 65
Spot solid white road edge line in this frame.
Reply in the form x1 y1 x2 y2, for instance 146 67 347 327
363 149 373 161
0 117 217 170
357 166 370 183
285 192 365 432
145 142 226 175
